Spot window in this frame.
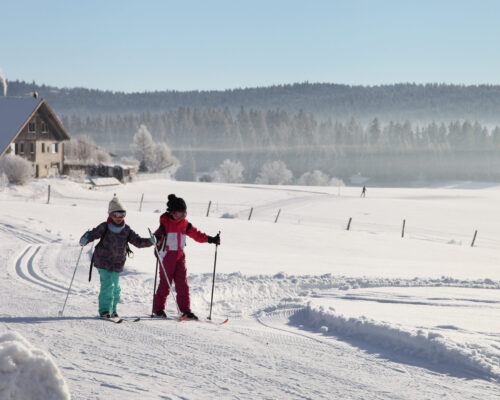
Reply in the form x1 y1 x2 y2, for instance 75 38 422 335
15 143 18 154
41 122 48 133
20 143 24 153
42 143 45 153
28 122 36 133
54 143 59 153
30 143 35 153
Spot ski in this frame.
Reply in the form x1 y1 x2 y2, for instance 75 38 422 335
148 314 188 322
99 317 124 324
180 317 229 325
98 317 141 323
206 317 229 325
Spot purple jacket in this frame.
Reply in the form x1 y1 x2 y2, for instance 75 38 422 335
86 221 152 273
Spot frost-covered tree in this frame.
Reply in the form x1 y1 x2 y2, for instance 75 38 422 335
217 159 244 183
132 124 155 172
153 142 179 173
0 154 33 185
298 170 330 186
255 160 293 185
119 156 140 167
65 136 110 163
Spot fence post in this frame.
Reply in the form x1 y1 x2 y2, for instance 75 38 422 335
401 219 406 238
346 217 352 231
47 184 51 204
139 193 144 212
471 230 478 247
206 201 212 217
274 209 281 223
248 208 253 221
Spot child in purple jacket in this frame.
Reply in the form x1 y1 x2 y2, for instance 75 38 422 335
80 196 154 318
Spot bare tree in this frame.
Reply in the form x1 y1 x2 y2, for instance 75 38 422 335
0 154 33 185
255 160 293 185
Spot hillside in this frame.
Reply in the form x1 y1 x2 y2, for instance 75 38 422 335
7 80 500 123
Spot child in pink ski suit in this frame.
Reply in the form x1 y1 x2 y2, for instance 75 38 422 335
153 194 220 320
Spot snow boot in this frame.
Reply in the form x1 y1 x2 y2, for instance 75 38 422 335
154 310 167 318
100 311 111 318
182 311 198 320
111 311 119 318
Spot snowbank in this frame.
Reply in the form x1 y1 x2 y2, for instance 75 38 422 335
289 305 500 381
0 331 70 400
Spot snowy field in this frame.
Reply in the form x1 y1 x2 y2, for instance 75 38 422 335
0 177 499 399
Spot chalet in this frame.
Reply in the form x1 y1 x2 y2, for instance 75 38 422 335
0 96 71 178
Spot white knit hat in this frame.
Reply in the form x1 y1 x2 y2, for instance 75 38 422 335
108 196 126 214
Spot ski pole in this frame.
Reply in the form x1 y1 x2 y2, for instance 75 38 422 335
151 258 159 317
208 231 221 320
58 246 84 317
148 228 181 315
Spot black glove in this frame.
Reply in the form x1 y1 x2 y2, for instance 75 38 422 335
207 233 220 245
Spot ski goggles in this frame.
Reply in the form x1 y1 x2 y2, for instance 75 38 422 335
110 211 126 218
172 210 187 220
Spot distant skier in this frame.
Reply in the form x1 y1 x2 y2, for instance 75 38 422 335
152 194 220 320
79 196 155 318
361 186 367 197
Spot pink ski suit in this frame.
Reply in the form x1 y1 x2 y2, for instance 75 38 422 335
152 213 209 314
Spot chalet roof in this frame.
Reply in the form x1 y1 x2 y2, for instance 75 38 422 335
0 97 71 158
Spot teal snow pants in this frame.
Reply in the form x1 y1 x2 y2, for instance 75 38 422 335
98 269 121 314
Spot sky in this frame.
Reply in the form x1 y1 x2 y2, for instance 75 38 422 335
1 0 500 93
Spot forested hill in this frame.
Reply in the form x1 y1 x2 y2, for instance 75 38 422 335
7 80 500 123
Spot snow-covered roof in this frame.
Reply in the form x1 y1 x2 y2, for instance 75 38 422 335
0 97 71 158
0 97 42 156
89 177 121 186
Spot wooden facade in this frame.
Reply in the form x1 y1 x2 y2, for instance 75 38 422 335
0 97 71 178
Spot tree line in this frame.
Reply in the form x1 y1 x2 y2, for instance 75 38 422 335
60 108 500 152
8 80 500 123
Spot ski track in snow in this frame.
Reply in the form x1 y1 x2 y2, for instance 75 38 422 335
2 240 498 398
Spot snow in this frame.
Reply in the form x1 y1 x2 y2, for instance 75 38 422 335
0 331 70 399
0 177 499 399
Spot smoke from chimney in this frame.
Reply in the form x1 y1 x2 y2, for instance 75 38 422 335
0 67 7 96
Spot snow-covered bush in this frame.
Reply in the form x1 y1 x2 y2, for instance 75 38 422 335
217 159 245 183
0 154 33 185
298 170 331 186
255 160 293 185
329 176 345 187
0 171 8 190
